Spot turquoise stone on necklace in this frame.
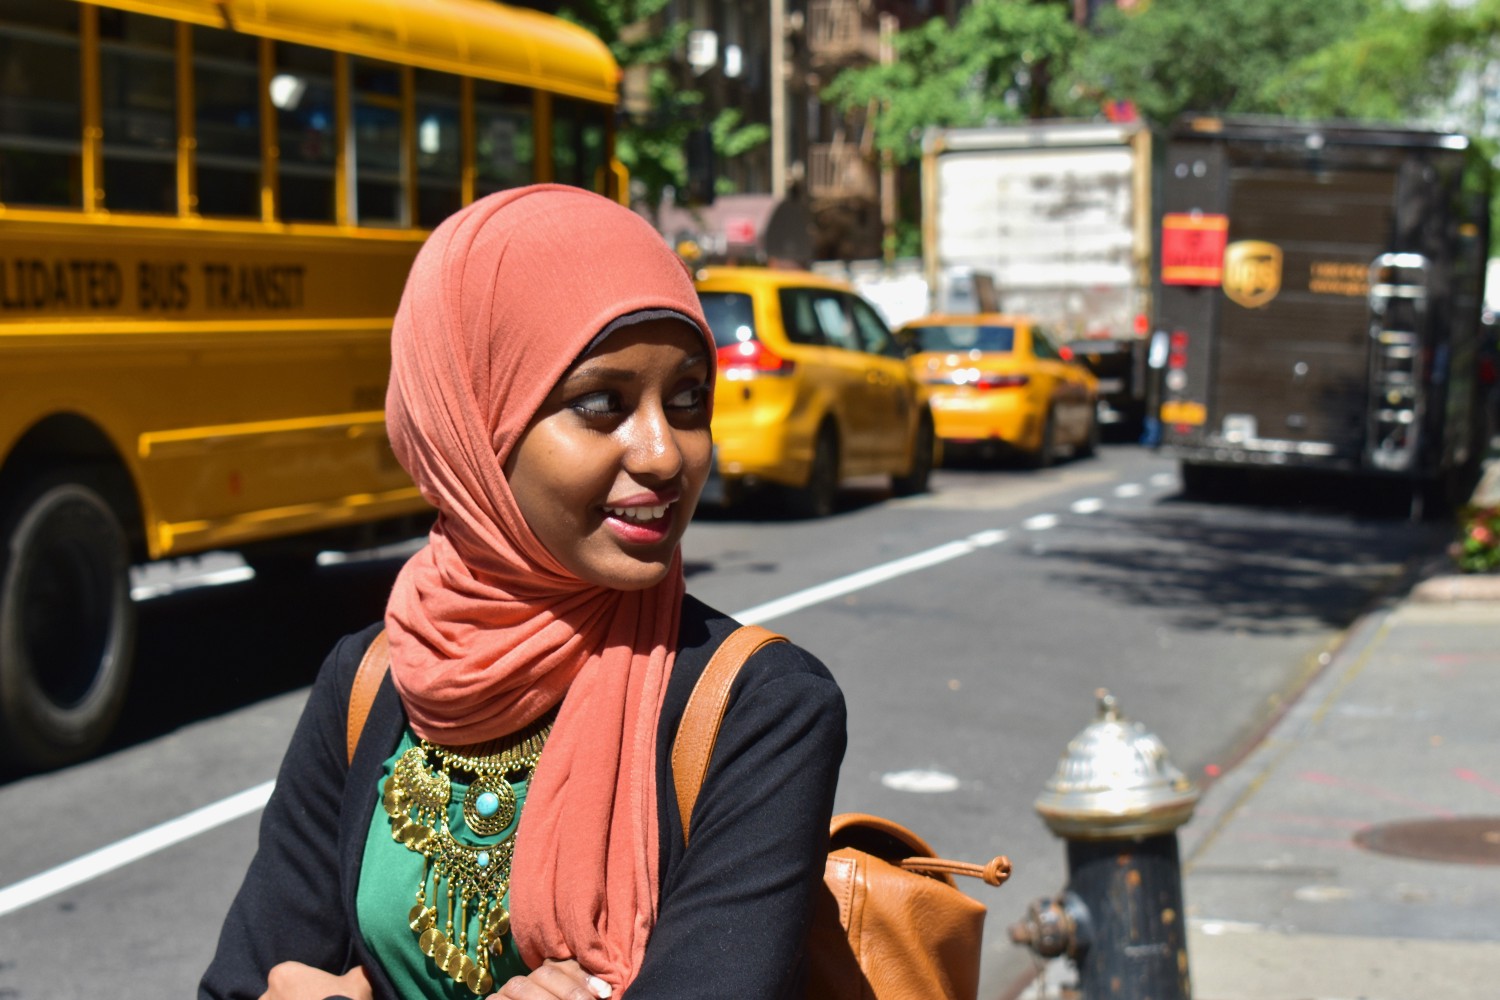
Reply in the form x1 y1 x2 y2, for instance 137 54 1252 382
476 791 501 818
477 850 491 869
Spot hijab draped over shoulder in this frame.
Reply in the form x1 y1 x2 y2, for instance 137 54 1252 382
383 184 712 993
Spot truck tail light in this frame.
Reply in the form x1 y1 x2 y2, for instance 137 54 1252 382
717 339 794 379
1168 330 1189 370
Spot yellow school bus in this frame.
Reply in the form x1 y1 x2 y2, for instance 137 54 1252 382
0 0 622 769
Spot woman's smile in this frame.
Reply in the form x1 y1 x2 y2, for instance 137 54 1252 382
601 492 679 542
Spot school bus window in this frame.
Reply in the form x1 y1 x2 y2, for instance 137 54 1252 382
414 69 461 228
274 42 336 223
474 79 533 198
0 4 82 208
193 26 260 218
98 9 177 214
552 97 608 192
352 58 405 226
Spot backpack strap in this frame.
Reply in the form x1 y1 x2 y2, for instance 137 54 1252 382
670 624 786 848
346 629 390 767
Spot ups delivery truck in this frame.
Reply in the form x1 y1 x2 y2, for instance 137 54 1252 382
1154 117 1490 515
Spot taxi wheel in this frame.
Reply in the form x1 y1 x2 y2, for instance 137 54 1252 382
1026 409 1057 469
0 475 136 770
891 413 934 496
790 426 840 519
1078 407 1101 458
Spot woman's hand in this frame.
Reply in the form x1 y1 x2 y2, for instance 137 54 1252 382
258 961 373 1000
490 959 613 1000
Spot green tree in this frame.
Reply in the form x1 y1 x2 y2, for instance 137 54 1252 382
555 0 769 209
1062 0 1379 124
1262 0 1499 124
1070 0 1500 247
822 0 1082 165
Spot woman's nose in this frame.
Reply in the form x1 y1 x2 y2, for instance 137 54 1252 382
622 403 684 480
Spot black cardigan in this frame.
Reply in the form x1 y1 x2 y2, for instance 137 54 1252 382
200 595 847 1000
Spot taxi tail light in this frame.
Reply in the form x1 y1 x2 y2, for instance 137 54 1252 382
716 340 794 377
974 373 1029 389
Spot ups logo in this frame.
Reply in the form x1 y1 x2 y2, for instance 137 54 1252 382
1222 241 1282 308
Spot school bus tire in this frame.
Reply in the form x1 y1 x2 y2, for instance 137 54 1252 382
0 474 136 771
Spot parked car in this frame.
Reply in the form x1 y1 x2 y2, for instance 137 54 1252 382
896 314 1098 466
694 266 935 516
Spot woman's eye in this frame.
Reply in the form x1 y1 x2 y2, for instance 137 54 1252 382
568 391 618 417
669 384 709 410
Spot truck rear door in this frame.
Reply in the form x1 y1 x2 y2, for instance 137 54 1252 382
1214 166 1395 463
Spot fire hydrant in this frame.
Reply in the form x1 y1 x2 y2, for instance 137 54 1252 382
1009 690 1200 1000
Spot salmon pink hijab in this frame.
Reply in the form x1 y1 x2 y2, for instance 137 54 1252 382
383 185 712 992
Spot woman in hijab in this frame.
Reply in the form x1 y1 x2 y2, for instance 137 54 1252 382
200 185 846 1000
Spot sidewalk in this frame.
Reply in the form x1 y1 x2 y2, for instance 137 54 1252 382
1181 459 1500 1000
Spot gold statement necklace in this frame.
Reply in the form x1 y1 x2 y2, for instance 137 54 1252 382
381 714 553 996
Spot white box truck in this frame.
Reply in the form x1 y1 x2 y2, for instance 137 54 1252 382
921 121 1156 436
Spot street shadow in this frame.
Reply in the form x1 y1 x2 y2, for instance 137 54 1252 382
105 555 407 754
1020 485 1451 635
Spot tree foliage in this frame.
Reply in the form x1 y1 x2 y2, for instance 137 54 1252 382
831 0 1500 157
1062 0 1378 124
1260 0 1500 126
822 0 1081 164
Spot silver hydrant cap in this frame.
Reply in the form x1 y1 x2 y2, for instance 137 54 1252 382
1034 689 1200 840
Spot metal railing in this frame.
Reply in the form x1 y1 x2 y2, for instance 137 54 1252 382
809 142 877 200
807 0 881 63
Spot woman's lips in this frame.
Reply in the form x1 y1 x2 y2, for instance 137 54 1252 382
601 502 674 544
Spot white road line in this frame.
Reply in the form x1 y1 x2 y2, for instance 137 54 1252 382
1070 498 1104 514
0 781 274 918
1150 472 1177 488
732 528 1007 625
1114 483 1144 498
1022 513 1058 531
3 524 1024 915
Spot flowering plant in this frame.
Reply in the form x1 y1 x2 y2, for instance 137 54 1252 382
1453 503 1500 573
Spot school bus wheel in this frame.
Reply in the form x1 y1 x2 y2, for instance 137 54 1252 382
0 474 136 771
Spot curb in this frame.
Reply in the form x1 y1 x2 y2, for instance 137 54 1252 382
1409 572 1500 602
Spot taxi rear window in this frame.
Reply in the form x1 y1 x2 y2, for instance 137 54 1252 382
698 292 756 347
907 324 1015 353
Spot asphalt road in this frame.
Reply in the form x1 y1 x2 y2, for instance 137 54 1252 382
0 443 1450 1000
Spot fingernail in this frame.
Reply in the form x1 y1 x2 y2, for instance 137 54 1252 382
586 975 613 998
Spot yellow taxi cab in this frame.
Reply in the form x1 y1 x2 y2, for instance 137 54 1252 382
695 267 935 517
896 313 1098 467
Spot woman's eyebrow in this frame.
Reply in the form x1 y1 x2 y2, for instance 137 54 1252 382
568 352 710 381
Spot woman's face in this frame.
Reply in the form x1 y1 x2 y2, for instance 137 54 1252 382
505 318 713 591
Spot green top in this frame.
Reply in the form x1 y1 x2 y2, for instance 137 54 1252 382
358 729 532 998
